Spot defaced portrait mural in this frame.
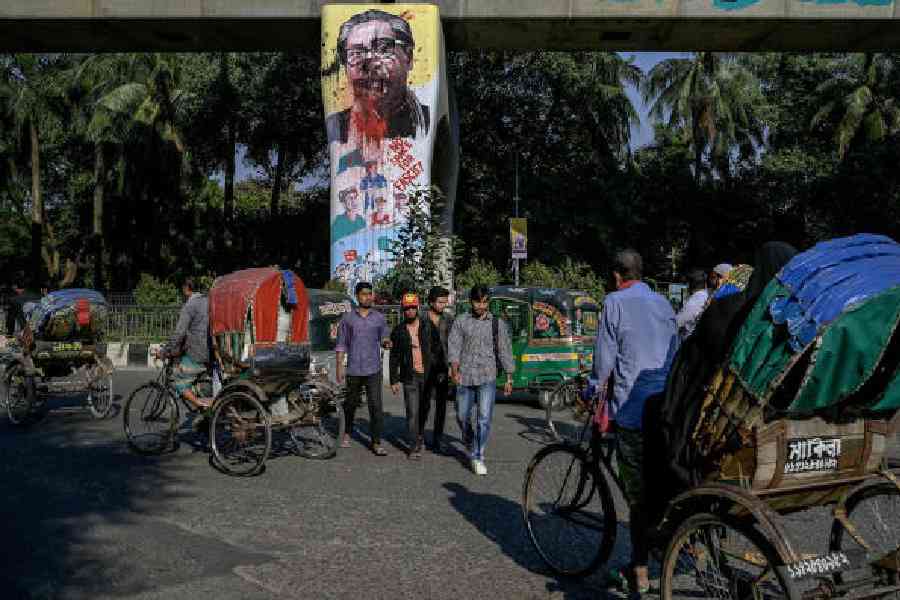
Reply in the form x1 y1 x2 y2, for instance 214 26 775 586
321 4 456 294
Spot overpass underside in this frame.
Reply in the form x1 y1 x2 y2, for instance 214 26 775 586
1 1 900 52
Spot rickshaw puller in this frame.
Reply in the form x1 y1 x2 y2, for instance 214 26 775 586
155 277 212 413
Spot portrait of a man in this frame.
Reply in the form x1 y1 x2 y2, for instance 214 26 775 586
359 160 388 212
332 187 366 241
325 9 431 145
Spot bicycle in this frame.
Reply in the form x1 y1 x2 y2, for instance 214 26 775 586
122 356 208 455
523 395 808 599
543 369 594 443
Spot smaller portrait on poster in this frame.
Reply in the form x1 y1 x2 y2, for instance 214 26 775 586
370 194 393 228
359 160 388 213
332 187 366 241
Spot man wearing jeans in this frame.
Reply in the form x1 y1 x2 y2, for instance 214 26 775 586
336 281 392 456
448 285 514 476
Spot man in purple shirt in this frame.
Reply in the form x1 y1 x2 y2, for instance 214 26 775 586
336 281 392 455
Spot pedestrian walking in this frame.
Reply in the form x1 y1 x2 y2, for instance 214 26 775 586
389 292 433 460
335 282 392 456
448 285 514 476
420 286 454 454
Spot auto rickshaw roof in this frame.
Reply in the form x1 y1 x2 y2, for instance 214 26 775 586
487 286 599 312
209 267 309 343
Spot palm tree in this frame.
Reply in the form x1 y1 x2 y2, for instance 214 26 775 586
65 54 133 290
811 53 900 159
91 53 192 272
642 53 764 184
0 55 58 286
533 52 643 170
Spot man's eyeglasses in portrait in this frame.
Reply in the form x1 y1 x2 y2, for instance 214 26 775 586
346 38 408 65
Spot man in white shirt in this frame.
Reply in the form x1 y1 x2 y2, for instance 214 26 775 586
675 269 709 339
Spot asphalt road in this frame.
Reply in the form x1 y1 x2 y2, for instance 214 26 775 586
1 370 897 600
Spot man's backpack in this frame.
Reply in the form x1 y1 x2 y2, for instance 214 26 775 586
492 316 504 376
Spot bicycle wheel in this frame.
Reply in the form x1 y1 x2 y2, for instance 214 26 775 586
5 365 37 426
123 382 178 454
210 390 271 476
522 443 617 577
661 512 792 600
830 481 900 596
87 373 113 419
289 383 345 460
545 379 588 443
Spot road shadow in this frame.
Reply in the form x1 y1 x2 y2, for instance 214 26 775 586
443 481 616 599
505 411 558 445
0 413 192 599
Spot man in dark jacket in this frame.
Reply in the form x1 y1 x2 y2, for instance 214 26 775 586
419 286 453 454
389 292 433 460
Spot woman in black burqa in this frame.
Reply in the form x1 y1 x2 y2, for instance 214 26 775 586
643 242 798 523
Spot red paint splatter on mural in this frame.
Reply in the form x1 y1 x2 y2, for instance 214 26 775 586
350 106 387 143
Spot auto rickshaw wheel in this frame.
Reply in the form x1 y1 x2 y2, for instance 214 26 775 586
210 390 271 477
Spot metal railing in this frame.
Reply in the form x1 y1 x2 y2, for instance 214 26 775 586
103 305 181 342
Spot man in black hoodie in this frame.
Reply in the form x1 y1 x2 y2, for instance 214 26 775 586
419 286 454 454
389 292 433 460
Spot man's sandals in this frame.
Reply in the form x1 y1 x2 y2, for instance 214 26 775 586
371 443 388 456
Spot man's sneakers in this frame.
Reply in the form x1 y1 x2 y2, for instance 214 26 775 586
470 458 488 476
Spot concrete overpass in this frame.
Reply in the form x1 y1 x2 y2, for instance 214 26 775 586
1 1 899 52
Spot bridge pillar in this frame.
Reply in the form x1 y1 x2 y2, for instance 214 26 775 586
321 3 457 294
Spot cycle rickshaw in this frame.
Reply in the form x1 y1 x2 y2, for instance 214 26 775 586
2 289 114 425
523 234 900 600
124 267 344 476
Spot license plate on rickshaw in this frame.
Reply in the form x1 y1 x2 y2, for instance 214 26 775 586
52 341 82 353
779 551 856 581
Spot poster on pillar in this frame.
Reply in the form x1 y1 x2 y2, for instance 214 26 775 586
321 4 450 295
510 218 527 260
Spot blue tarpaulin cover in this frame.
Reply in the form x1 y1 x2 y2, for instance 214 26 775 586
25 289 108 339
769 234 900 351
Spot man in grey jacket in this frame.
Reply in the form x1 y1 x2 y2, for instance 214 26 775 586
448 285 514 476
156 277 210 411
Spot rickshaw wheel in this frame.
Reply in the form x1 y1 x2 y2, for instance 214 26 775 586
5 364 37 426
829 482 900 595
124 382 179 455
288 384 345 460
210 390 271 477
87 373 114 419
522 443 616 577
544 379 586 443
660 512 792 600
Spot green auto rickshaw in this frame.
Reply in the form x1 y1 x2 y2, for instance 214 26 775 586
456 287 601 407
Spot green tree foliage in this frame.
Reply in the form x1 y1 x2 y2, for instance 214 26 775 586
521 259 605 302
134 273 180 306
455 253 502 291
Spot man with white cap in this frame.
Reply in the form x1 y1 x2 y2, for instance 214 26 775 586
709 263 733 292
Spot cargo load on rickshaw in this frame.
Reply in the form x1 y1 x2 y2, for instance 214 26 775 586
3 288 113 425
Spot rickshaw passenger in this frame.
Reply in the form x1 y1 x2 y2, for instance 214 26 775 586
157 277 211 411
592 249 678 595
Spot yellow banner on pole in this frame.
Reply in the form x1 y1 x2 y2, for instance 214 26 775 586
510 218 527 259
